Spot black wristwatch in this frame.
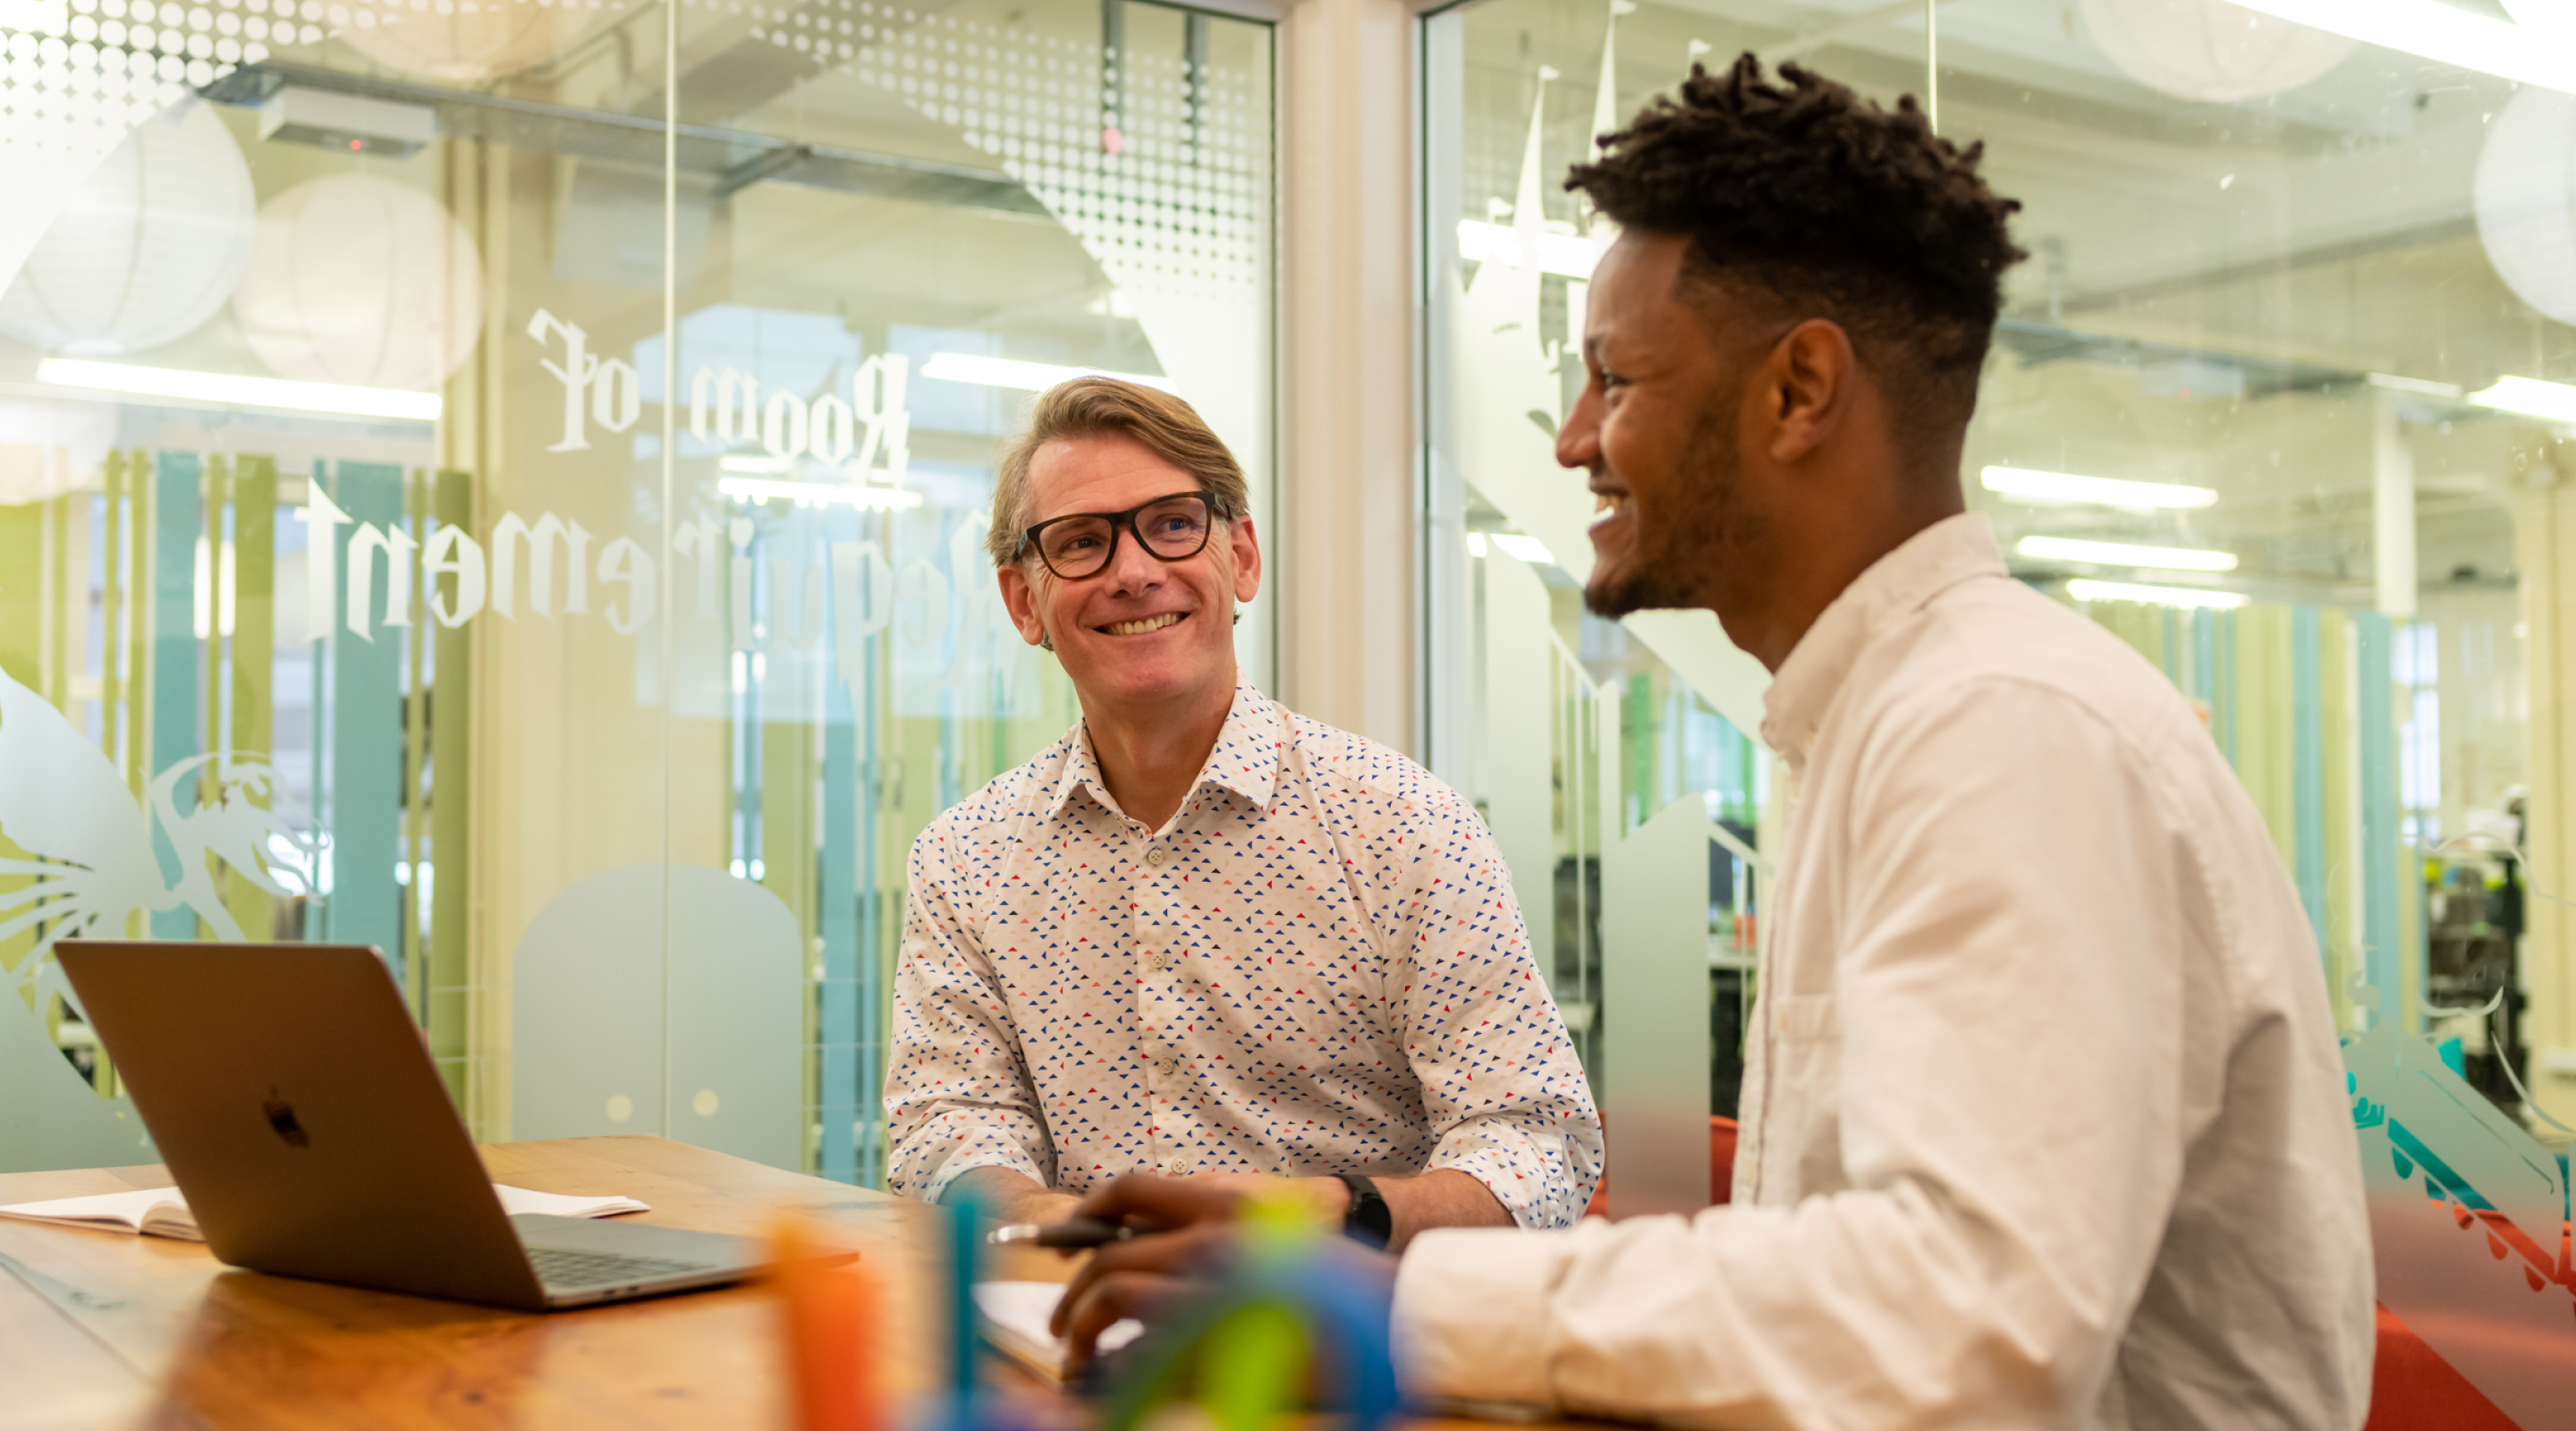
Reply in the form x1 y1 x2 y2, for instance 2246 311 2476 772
1335 1173 1392 1249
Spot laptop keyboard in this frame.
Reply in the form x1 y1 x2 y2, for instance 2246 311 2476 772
528 1246 712 1288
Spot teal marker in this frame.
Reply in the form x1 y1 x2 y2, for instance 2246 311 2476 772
948 1190 985 1414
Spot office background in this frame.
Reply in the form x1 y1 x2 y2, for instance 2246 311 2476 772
0 0 2569 1415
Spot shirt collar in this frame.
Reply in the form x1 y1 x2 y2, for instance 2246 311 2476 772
1049 682 1284 822
1759 512 2005 767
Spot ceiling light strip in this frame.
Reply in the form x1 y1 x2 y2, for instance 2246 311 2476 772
919 352 1178 394
2017 536 2238 572
718 475 922 510
2469 376 2576 425
1980 465 2216 510
2367 373 2463 400
2067 579 2247 610
38 358 440 421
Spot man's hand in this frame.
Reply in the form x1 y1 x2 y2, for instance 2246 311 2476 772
1047 1173 1250 1364
1046 1164 1514 1364
1048 1173 1400 1373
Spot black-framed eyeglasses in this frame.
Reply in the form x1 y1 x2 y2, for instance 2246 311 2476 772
1018 491 1217 580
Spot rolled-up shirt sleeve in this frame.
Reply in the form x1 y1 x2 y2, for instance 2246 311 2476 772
884 817 1055 1203
1375 782 1603 1231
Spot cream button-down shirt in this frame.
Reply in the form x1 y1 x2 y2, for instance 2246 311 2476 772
1394 515 2374 1429
886 684 1602 1229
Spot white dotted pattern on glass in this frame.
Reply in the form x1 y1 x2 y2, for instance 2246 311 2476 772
0 0 621 158
728 0 1265 308
0 1 223 156
0 0 1258 312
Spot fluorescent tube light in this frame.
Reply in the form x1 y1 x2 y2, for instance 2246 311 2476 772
2067 579 2247 610
2468 376 2576 425
2368 373 2463 400
2230 0 2573 95
1490 533 1554 563
38 358 440 421
1456 220 1606 280
719 476 923 510
1981 466 2216 510
2016 536 2238 572
919 352 1177 394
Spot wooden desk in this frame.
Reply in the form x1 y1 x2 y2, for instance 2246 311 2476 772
0 1136 1087 1431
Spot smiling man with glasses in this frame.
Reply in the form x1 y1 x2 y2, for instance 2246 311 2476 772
884 377 1602 1248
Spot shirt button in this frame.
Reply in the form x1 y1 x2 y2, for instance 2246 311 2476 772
1165 1156 1191 1176
1145 949 1170 972
1145 847 1167 868
1155 1054 1181 1076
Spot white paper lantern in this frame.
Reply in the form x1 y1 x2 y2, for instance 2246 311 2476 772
2475 87 2576 326
338 0 568 81
2080 0 2356 104
232 175 487 392
0 99 255 356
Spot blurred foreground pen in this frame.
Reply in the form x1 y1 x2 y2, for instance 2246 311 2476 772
987 1216 1149 1249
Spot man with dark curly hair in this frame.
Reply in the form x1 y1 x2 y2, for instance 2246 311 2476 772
1050 55 2373 1428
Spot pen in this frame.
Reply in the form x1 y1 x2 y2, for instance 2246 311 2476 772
987 1216 1150 1249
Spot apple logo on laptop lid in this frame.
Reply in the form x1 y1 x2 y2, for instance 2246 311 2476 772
263 1089 310 1148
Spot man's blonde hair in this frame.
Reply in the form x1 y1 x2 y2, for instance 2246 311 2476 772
986 377 1249 568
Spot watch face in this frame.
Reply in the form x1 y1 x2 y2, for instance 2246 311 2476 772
1358 1199 1393 1240
1341 1175 1393 1249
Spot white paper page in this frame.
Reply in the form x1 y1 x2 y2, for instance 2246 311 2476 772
974 1280 1144 1364
0 1186 190 1234
493 1183 650 1218
0 1182 648 1239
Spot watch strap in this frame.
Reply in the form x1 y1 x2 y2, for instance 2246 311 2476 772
1335 1173 1392 1249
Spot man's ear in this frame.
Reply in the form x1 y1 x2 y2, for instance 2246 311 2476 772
997 562 1052 648
1226 515 1262 604
1763 318 1858 467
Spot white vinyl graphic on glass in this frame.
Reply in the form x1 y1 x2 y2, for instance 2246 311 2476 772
0 0 1276 1204
0 662 318 1167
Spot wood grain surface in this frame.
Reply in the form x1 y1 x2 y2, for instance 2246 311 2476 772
0 1137 1084 1431
0 1137 1538 1431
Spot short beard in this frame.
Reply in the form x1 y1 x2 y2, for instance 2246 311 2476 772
1584 413 1752 619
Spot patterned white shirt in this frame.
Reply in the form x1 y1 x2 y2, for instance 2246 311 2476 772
886 684 1602 1229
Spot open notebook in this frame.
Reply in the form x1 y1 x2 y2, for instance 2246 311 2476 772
975 1280 1145 1382
0 1183 648 1243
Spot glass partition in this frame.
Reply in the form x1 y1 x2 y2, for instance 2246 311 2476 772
1427 0 2570 1412
0 0 1275 1190
1423 0 1918 1215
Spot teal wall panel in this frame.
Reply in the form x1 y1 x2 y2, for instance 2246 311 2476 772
2191 608 2216 707
148 453 199 940
2215 609 2238 767
2354 613 2402 1028
2292 606 2326 949
322 462 406 976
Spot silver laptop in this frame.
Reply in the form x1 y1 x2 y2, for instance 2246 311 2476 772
57 940 767 1311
